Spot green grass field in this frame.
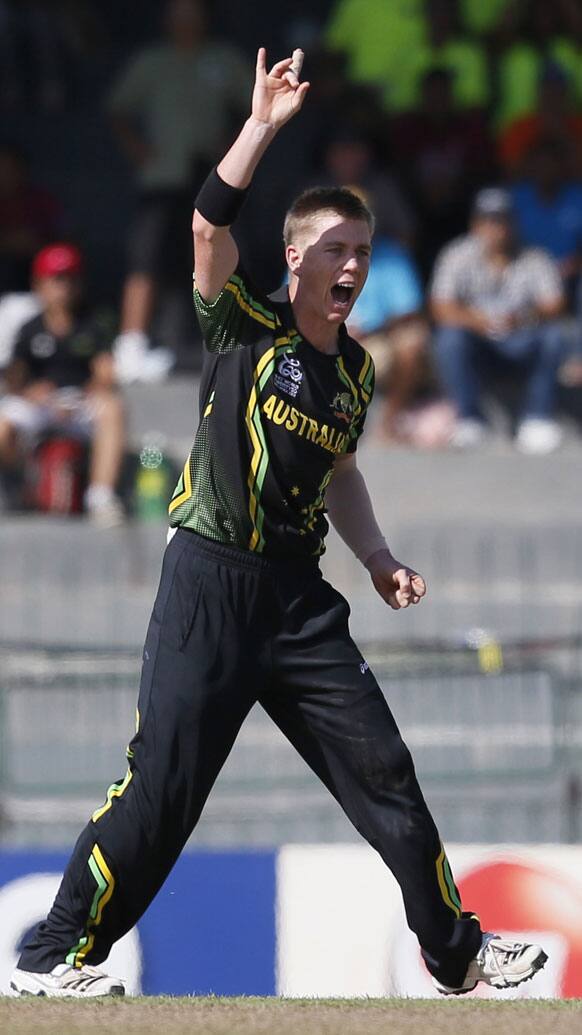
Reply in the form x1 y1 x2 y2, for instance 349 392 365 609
2 996 582 1035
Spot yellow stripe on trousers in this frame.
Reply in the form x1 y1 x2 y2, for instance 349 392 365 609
436 844 462 918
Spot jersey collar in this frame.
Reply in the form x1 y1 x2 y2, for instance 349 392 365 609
267 284 352 358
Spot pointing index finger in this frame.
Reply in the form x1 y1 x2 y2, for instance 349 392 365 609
256 47 267 77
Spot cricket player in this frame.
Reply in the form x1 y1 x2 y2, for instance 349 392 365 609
12 48 547 999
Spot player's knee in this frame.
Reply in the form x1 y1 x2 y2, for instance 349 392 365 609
356 734 416 796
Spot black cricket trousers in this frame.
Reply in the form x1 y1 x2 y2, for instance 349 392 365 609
20 529 482 988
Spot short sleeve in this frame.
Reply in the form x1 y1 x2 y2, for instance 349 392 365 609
12 324 34 363
346 352 375 454
430 244 464 302
527 251 564 305
193 266 279 354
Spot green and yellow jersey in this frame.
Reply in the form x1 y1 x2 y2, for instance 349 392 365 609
169 267 374 559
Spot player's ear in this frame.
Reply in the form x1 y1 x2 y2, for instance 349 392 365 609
286 243 302 276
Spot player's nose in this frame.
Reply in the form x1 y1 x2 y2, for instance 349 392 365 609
342 254 359 272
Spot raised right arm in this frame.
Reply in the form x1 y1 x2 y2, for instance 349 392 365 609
192 47 309 303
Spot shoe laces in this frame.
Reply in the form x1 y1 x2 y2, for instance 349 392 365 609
479 936 528 984
59 965 108 990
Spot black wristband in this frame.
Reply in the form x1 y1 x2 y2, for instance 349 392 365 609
195 167 249 227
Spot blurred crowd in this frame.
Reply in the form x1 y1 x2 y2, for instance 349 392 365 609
0 0 581 521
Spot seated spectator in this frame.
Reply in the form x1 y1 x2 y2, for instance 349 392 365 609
511 137 582 309
493 0 582 130
511 132 582 387
0 243 125 524
431 188 566 454
347 237 442 445
499 64 582 177
107 0 251 381
306 129 416 246
0 143 60 293
391 67 495 282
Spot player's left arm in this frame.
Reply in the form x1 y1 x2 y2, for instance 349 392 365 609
326 452 427 610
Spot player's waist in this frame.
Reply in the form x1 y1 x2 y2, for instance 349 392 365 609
172 527 321 576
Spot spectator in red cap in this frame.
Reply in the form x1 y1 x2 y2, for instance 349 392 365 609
0 242 126 525
32 242 83 279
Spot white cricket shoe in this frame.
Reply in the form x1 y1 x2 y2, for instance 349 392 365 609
515 417 562 455
10 963 125 998
84 485 125 528
113 330 174 385
450 418 487 450
434 933 548 995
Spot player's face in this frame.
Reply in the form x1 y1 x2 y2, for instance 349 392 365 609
287 213 372 325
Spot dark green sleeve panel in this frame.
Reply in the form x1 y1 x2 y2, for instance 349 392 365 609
193 267 279 354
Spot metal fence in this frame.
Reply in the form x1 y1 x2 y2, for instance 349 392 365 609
1 637 581 848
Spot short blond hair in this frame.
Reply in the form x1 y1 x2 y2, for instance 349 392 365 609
283 186 375 246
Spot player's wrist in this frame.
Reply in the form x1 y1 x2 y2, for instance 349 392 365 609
362 540 390 570
246 114 280 137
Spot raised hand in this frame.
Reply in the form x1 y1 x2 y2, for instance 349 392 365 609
251 47 310 129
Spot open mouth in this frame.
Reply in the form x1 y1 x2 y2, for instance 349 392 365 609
331 283 355 307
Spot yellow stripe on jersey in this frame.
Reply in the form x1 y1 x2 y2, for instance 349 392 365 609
168 455 193 514
357 350 373 404
246 346 277 550
203 389 215 418
225 281 278 330
246 337 294 551
337 356 362 418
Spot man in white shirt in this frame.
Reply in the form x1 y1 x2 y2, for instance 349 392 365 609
431 187 565 453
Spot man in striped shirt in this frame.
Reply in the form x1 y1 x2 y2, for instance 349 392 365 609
431 187 565 453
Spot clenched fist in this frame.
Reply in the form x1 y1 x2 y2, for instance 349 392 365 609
365 548 427 610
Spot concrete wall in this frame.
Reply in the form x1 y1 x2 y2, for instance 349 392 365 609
2 434 581 648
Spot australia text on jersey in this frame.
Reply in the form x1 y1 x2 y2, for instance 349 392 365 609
261 393 350 455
